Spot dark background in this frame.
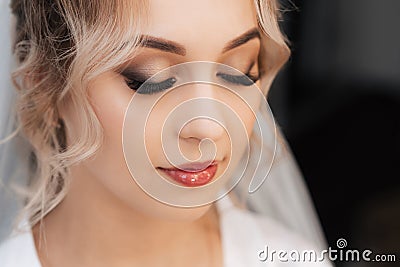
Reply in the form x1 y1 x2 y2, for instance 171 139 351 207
269 1 400 266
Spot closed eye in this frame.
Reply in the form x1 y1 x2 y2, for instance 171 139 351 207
216 72 259 86
125 77 177 95
122 64 259 94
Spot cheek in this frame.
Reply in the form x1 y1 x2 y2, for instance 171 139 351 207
228 90 259 139
91 77 131 165
84 75 138 202
237 101 257 137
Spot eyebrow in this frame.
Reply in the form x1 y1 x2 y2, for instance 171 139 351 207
222 27 260 53
140 27 260 56
140 36 187 56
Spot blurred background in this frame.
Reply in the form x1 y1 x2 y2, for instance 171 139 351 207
269 0 400 266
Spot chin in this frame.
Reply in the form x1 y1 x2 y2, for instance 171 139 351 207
133 199 213 222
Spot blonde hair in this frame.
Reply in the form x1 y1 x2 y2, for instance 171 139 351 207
10 0 289 227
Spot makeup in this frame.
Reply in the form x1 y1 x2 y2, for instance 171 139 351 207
158 162 218 186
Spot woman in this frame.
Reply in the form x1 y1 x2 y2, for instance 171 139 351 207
0 0 333 266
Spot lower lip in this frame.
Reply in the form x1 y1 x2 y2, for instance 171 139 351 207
159 164 218 187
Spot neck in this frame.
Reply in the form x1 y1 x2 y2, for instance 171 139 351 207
33 165 221 267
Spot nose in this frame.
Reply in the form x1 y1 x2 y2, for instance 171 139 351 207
178 85 225 142
179 117 225 142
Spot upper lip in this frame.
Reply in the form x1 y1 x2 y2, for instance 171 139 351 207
159 160 217 172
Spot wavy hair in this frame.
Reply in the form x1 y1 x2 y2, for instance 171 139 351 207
9 0 289 227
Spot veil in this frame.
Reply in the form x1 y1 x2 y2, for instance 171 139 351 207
0 0 31 241
0 0 18 240
0 0 328 251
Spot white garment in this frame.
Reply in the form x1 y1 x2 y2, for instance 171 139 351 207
0 196 333 267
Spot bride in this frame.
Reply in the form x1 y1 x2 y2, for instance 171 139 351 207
0 0 333 266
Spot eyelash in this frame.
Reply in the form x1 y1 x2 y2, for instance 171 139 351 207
216 72 259 87
123 71 260 95
126 77 177 95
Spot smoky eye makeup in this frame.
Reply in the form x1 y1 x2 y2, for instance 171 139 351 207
120 55 260 95
122 66 259 96
216 71 259 86
121 67 177 95
216 61 260 86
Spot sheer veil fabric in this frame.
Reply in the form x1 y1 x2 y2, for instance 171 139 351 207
0 0 327 252
0 0 31 241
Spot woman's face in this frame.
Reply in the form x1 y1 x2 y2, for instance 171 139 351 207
65 0 262 220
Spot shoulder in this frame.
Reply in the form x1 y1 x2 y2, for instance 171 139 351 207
0 230 42 267
216 196 334 266
217 195 314 248
219 201 312 249
251 213 334 266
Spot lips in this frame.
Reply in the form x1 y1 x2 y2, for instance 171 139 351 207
158 162 218 187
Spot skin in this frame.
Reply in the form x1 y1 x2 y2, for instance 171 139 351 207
33 0 262 266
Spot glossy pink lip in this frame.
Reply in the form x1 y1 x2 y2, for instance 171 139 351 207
158 162 218 187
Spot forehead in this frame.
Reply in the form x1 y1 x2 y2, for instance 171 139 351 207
144 0 258 56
